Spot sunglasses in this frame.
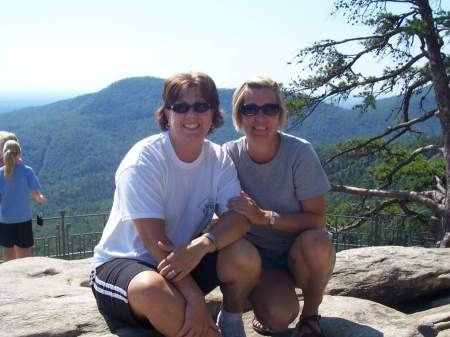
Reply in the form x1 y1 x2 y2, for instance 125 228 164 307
167 101 211 114
239 103 281 117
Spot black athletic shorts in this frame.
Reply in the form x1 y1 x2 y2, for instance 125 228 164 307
0 220 34 248
90 251 219 331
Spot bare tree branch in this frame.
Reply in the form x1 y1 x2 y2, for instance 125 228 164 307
331 183 445 215
335 199 400 231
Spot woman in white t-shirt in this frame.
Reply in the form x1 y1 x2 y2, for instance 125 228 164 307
91 72 260 337
224 78 335 337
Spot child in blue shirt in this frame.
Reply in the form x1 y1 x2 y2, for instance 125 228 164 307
0 139 46 261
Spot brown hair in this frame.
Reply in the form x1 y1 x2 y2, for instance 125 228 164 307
155 72 224 133
232 78 287 132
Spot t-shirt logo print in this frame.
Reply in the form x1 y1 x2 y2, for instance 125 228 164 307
199 200 216 230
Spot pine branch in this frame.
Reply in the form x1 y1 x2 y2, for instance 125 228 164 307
381 144 443 188
324 108 437 165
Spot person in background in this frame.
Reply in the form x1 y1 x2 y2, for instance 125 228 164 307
224 78 335 337
91 72 260 337
0 140 46 261
0 131 18 167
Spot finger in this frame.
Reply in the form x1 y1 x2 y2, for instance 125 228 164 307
241 190 250 198
158 265 172 277
208 318 219 332
173 270 188 282
157 258 169 271
158 241 174 253
180 325 197 337
228 196 241 203
232 208 247 216
186 327 200 337
176 322 190 337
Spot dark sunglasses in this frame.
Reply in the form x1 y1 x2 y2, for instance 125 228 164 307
167 101 211 114
239 103 281 117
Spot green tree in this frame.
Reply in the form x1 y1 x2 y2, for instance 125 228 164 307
289 0 449 239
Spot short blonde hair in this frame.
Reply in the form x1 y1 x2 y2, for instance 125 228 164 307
232 78 287 132
3 140 21 179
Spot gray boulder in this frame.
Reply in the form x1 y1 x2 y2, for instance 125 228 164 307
1 248 449 337
326 246 450 305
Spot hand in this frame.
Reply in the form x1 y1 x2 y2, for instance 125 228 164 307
227 191 266 225
176 298 218 337
157 239 207 282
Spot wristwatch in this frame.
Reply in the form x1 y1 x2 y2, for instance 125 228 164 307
268 211 278 229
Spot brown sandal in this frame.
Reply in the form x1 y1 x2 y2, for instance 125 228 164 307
294 315 325 337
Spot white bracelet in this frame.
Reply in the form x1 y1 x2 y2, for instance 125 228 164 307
203 232 218 251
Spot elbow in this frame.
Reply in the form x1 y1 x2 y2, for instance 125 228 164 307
316 213 326 230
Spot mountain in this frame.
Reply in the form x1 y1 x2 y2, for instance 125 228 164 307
288 88 440 145
0 92 86 114
0 76 441 217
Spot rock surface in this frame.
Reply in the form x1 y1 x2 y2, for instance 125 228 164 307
326 246 450 305
1 247 450 337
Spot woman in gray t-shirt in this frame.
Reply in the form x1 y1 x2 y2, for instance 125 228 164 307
224 78 335 337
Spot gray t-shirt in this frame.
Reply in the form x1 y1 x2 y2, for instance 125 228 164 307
224 132 331 252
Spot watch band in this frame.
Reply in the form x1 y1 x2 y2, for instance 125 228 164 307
268 211 277 229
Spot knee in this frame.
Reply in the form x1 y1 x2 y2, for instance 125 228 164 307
289 230 334 268
218 239 261 281
261 303 299 332
129 272 178 309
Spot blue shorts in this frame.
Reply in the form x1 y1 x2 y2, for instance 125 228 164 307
255 245 289 272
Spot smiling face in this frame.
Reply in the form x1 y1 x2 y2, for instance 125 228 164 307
165 86 213 149
240 87 280 143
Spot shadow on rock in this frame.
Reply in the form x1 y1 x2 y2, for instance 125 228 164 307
270 317 382 337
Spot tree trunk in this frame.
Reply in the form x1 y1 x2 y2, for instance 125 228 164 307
417 0 450 236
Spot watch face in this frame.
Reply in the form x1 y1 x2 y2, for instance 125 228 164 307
269 212 276 225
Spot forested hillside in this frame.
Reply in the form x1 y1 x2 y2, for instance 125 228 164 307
0 76 440 218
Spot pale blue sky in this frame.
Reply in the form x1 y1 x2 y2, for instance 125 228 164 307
1 0 446 93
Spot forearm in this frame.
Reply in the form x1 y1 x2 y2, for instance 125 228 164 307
136 220 205 302
257 210 325 233
207 211 251 250
31 191 45 203
134 218 172 264
173 274 205 303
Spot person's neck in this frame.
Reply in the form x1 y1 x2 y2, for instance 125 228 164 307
169 135 203 163
246 133 280 164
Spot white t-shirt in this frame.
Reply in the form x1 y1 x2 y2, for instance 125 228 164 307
92 132 241 268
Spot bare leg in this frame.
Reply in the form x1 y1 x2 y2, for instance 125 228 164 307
249 269 299 332
14 246 32 259
288 229 335 335
217 238 261 313
216 239 260 337
2 247 16 261
128 270 221 337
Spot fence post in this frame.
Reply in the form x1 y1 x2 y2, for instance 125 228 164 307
60 210 66 258
374 213 380 246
